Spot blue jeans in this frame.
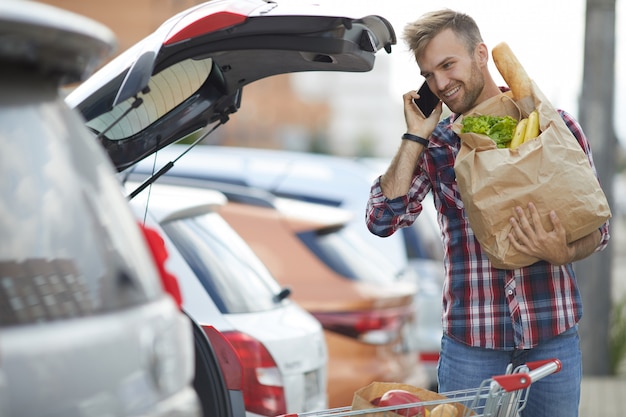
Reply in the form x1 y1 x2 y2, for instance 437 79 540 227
437 326 581 417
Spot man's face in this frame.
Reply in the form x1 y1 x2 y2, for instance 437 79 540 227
416 28 485 115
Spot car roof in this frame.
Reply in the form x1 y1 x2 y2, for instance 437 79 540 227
125 173 354 231
131 143 379 202
66 0 395 171
0 0 115 84
126 143 411 269
126 181 227 223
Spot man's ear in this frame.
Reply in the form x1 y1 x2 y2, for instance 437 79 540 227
475 42 490 66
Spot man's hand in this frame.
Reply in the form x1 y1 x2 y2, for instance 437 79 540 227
508 202 573 265
403 89 442 138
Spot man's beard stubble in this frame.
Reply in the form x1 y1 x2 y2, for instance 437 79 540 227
445 60 485 115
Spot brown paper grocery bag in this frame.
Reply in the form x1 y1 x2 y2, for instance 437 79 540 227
351 381 468 417
452 83 611 269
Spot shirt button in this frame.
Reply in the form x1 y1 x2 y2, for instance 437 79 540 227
507 289 514 295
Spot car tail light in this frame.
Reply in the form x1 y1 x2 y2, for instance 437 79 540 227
312 307 412 345
222 331 287 417
419 352 440 364
201 325 243 392
138 223 183 308
165 12 247 45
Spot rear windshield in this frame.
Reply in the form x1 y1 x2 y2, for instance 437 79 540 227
84 57 214 140
161 212 285 314
297 226 399 284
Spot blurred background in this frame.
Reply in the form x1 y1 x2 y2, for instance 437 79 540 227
42 0 626 156
41 0 626 377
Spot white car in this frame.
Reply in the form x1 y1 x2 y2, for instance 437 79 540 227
129 144 444 389
128 182 329 416
123 178 426 407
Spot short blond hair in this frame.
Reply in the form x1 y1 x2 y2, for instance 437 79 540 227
403 9 484 60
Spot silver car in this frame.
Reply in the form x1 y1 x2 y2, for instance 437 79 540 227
0 2 201 416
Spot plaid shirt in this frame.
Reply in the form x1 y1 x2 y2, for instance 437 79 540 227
366 110 610 350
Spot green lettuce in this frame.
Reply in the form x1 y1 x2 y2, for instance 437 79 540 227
461 115 518 148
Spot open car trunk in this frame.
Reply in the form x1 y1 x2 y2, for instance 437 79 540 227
66 0 395 172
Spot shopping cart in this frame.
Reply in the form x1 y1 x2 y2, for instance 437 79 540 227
280 358 561 417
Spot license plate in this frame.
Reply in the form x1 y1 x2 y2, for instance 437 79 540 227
304 369 321 410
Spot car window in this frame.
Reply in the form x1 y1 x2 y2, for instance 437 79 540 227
0 90 163 328
161 212 284 314
85 57 214 140
0 258 94 326
297 226 399 284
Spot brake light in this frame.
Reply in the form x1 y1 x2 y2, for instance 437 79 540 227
138 223 183 308
312 307 412 345
223 331 286 416
165 12 247 45
419 352 441 364
201 326 243 391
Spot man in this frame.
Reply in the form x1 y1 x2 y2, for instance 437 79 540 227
365 9 610 417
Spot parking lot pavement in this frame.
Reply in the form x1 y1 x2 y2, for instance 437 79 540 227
579 376 626 416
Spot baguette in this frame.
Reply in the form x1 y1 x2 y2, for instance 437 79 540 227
429 403 458 417
491 42 532 100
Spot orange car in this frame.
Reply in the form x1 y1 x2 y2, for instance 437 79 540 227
213 187 428 407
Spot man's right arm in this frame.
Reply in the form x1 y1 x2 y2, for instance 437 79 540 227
366 141 430 238
381 90 441 198
365 90 441 237
380 139 426 199
365 164 429 237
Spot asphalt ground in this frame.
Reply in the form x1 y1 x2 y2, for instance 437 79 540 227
579 376 626 416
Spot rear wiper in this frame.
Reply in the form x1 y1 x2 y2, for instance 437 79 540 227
126 114 229 200
274 287 291 303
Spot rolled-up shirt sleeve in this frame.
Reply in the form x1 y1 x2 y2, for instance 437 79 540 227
596 221 610 253
365 175 427 237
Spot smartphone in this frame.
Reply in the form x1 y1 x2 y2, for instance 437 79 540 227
413 81 440 118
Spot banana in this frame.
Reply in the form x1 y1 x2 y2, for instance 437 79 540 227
509 117 528 149
523 110 540 142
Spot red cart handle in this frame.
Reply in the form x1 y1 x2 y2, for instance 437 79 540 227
492 358 562 392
